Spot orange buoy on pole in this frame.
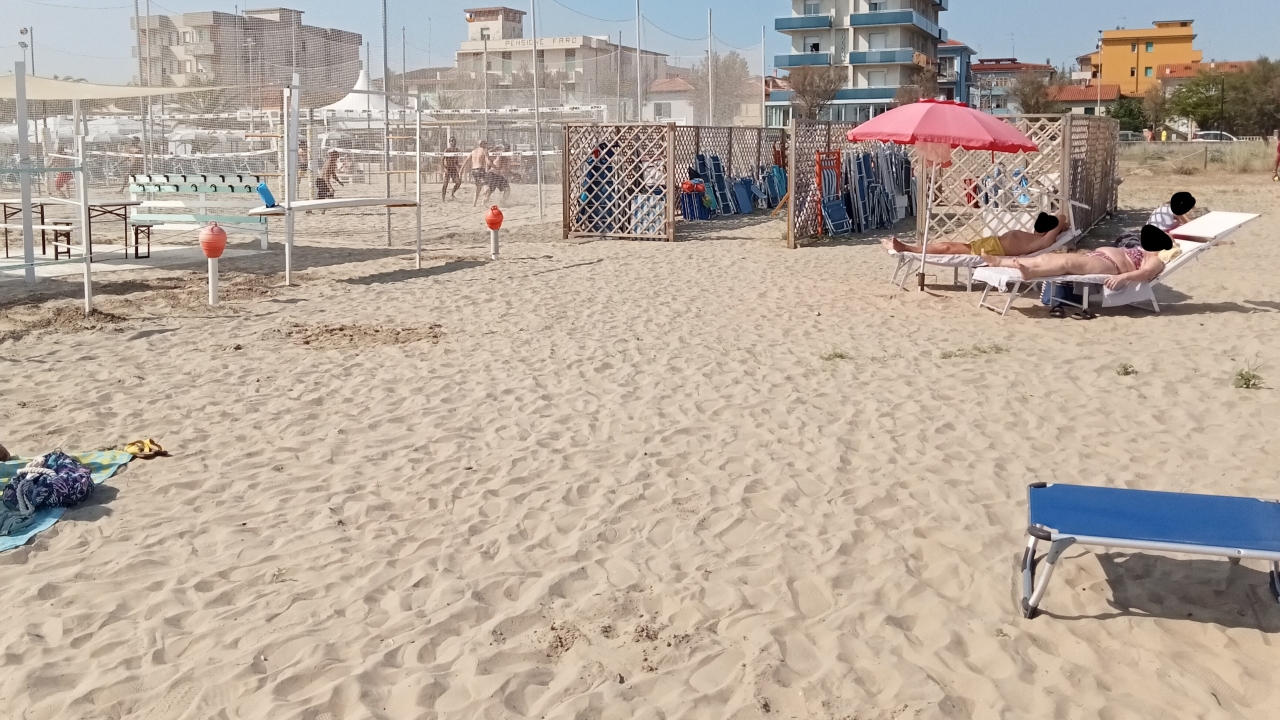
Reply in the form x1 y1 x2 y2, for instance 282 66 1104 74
485 206 503 260
199 222 227 306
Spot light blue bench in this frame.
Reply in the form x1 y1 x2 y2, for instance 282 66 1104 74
128 173 269 258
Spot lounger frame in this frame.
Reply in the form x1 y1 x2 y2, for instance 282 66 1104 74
1021 483 1280 619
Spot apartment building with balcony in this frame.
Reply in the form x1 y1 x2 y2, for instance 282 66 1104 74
767 0 949 126
936 38 973 103
132 7 362 105
1079 20 1202 98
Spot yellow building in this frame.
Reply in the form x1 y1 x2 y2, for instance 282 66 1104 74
1079 20 1203 97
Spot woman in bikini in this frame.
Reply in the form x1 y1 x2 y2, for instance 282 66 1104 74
983 225 1177 290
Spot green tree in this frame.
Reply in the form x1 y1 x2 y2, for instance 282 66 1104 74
1168 72 1227 132
1108 98 1147 132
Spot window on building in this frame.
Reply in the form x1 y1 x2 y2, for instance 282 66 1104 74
868 32 887 50
1083 107 1095 115
184 60 193 73
1130 43 1137 52
480 28 491 41
1144 66 1153 77
805 36 821 53
868 70 887 86
653 101 672 119
803 0 821 15
566 49 577 72
502 51 512 75
869 1 887 11
1146 42 1154 52
1130 67 1137 77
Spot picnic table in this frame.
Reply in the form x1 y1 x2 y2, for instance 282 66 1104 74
1 197 141 260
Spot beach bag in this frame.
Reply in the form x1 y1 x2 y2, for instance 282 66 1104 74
2 451 95 520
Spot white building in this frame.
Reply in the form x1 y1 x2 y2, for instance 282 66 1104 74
767 0 949 126
455 6 669 114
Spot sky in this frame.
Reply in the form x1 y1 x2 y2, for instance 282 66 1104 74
0 0 1274 84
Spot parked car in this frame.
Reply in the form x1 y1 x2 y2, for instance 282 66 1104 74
1191 131 1239 142
1118 131 1144 142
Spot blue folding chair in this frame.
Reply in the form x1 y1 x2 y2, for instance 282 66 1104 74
1022 482 1280 618
820 168 852 235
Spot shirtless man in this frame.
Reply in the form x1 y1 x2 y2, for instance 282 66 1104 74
459 140 491 207
884 211 1069 257
483 144 512 205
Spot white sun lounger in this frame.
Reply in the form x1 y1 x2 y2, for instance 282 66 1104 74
889 206 1080 291
1022 482 1280 619
973 211 1259 316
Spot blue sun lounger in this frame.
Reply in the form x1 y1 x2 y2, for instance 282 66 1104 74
1022 482 1280 618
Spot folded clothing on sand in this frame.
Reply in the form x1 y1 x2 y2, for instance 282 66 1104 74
0 450 132 551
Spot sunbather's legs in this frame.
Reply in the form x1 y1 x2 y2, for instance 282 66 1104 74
982 253 1116 280
884 237 973 255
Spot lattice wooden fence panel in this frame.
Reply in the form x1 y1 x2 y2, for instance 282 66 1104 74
562 124 673 241
666 126 787 220
788 121 859 247
1066 115 1119 233
918 115 1067 245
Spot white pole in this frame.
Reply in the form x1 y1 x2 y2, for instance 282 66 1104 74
490 228 499 260
635 0 643 121
283 83 294 285
383 0 392 247
918 161 937 291
208 257 219 306
761 26 767 127
483 38 490 136
74 99 93 314
708 9 714 125
415 105 423 269
15 62 35 285
531 0 544 220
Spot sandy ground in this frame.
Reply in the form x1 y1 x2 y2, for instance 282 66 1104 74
1 170 1279 720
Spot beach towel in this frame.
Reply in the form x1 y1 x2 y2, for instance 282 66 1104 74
0 450 132 552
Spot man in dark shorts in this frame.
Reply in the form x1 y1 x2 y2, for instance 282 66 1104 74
441 137 463 201
483 144 512 205
461 140 490 207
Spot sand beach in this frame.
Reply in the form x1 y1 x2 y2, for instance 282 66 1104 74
1 168 1278 719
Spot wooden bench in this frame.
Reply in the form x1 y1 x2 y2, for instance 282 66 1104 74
128 174 270 259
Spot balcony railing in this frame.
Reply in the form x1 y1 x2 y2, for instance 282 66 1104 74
774 15 832 31
849 10 946 41
774 53 832 68
848 49 915 65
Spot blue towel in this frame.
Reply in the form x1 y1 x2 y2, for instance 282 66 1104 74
0 451 132 552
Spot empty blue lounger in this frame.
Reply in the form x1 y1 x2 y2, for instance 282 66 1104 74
1022 482 1280 618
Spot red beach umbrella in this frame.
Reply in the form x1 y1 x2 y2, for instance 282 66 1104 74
846 99 1039 289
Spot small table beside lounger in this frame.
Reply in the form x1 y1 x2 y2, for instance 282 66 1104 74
1021 482 1280 619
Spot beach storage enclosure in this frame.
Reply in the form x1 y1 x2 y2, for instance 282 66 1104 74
562 124 788 242
785 115 1119 248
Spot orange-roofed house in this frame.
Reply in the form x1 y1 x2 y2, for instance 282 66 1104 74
1047 83 1121 115
1157 61 1253 92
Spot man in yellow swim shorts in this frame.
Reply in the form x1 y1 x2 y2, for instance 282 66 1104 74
884 211 1068 257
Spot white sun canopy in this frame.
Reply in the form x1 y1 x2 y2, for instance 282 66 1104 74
0 73 227 101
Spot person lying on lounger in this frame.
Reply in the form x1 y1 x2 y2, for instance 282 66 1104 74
983 225 1178 289
1115 192 1196 247
884 211 1068 257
